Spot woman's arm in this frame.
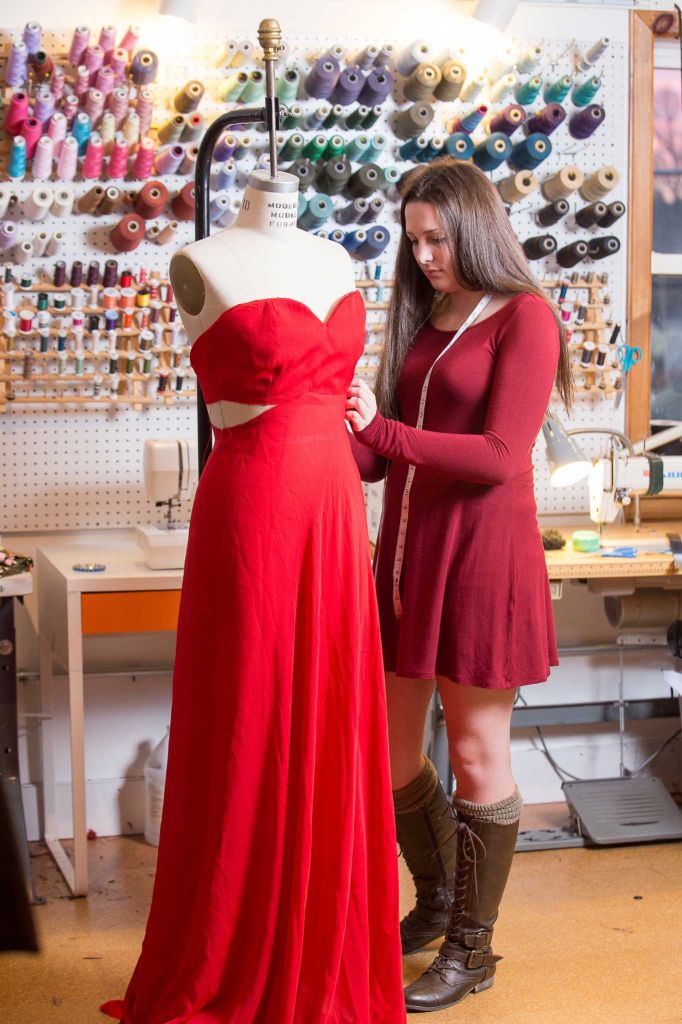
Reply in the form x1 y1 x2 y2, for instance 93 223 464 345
353 301 560 486
347 425 389 483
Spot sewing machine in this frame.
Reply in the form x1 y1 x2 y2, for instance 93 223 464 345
589 449 682 523
136 438 198 569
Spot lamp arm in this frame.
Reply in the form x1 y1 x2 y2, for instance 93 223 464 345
566 427 635 455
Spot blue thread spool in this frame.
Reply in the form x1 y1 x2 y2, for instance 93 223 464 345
382 167 402 189
568 104 605 140
355 224 390 259
345 134 370 161
342 228 368 252
315 230 329 240
572 76 602 107
215 160 237 189
452 104 487 134
526 104 566 136
514 75 542 106
329 228 346 245
473 133 512 171
423 137 445 162
279 133 305 161
445 133 474 161
210 194 231 223
8 135 27 179
332 66 365 106
544 74 572 103
359 66 393 106
365 134 387 162
399 136 428 160
304 57 340 99
72 111 91 155
509 133 552 171
297 193 308 222
299 193 334 230
276 68 300 105
337 197 368 224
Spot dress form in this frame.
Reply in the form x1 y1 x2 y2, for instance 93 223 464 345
170 169 356 428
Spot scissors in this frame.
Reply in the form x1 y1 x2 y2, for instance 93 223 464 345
616 343 642 373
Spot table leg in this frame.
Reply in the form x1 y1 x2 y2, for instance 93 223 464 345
67 590 87 896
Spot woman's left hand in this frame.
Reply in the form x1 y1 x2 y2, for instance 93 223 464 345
346 378 378 432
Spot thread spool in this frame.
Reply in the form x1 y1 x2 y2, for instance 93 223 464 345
110 215 144 253
489 73 516 104
48 112 68 156
215 160 237 190
569 104 605 140
109 87 129 128
488 104 526 137
403 62 442 101
24 187 53 221
522 234 557 260
526 104 566 136
359 196 385 224
276 68 299 104
515 75 542 106
174 80 204 113
109 49 128 84
34 87 55 126
31 135 53 179
281 105 304 131
0 223 17 252
72 111 92 156
170 182 195 221
69 25 89 65
497 170 538 204
394 103 434 139
234 136 253 160
85 87 105 126
537 198 569 227
598 201 625 228
15 241 33 265
242 70 266 105
301 134 327 162
331 66 365 106
363 105 383 129
460 74 486 104
473 133 512 171
32 231 49 257
355 224 390 260
541 165 584 201
517 45 543 74
347 163 384 198
6 41 28 88
324 135 346 160
181 144 200 176
396 40 432 77
580 340 596 366
133 137 156 179
159 114 186 145
544 74 572 103
450 105 487 134
317 157 352 195
304 57 340 99
445 133 475 161
579 165 620 202
83 134 104 179
365 135 387 162
399 136 428 160
356 45 379 70
77 185 105 215
337 197 369 225
575 201 607 229
576 37 609 73
305 105 330 131
345 105 370 130
134 181 169 219
509 133 552 171
434 60 465 101
422 138 445 162
130 50 158 86
122 111 140 150
299 193 334 230
83 44 104 85
0 191 10 220
4 92 29 136
588 236 620 260
219 71 248 102
572 76 602 107
487 48 516 82
322 104 344 129
155 144 185 176
287 159 318 190
19 116 41 160
96 66 116 98
556 240 589 268
358 66 393 106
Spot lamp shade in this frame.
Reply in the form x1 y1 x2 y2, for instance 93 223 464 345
160 0 197 21
542 417 593 486
472 0 520 32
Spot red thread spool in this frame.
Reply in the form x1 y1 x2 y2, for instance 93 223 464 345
170 181 196 222
110 215 145 253
20 116 42 159
4 92 29 136
133 180 169 220
19 311 34 333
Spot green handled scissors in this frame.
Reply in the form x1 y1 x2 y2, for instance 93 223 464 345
616 343 642 373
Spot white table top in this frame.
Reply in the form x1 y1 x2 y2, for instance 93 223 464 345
36 536 183 592
0 571 33 597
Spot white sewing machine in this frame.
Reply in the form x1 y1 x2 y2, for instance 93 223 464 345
589 448 682 523
136 438 199 569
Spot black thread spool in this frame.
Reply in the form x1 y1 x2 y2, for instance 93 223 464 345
346 163 385 198
556 240 589 268
70 260 83 287
537 198 569 227
598 201 626 228
595 344 608 367
575 201 607 229
588 235 620 260
317 156 352 196
287 158 319 189
522 234 557 260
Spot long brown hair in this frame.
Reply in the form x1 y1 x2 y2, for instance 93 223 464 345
375 157 574 418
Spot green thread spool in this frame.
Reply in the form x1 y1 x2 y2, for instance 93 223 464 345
241 70 265 104
324 135 345 159
276 68 299 105
345 134 370 161
345 105 370 129
279 133 305 161
572 76 601 107
323 104 344 129
303 134 327 161
365 134 387 161
544 74 572 104
297 193 308 222
299 193 333 230
317 156 351 195
363 105 382 129
234 136 252 160
514 75 542 106
282 104 304 129
346 163 385 198
220 71 249 102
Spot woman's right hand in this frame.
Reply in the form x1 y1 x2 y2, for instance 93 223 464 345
346 378 378 432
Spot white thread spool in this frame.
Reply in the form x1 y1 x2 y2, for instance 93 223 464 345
52 188 74 217
579 165 620 202
0 190 11 220
487 46 516 83
24 187 54 221
576 37 610 73
517 44 543 74
489 72 516 103
542 165 584 201
497 170 538 204
396 39 432 77
14 240 33 265
32 231 49 256
460 73 486 103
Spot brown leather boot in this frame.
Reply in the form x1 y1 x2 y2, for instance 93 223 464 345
403 796 520 1013
393 758 457 956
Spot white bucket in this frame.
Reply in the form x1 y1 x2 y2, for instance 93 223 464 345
144 726 170 847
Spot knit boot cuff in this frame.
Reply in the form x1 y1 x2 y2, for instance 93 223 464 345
393 757 440 814
453 787 523 825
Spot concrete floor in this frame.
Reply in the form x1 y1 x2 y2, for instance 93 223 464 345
4 805 682 1024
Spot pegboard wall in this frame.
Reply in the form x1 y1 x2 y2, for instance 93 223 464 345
0 20 631 531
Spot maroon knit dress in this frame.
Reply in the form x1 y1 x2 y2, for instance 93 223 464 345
351 292 560 689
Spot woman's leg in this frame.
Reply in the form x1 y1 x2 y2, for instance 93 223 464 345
385 672 435 789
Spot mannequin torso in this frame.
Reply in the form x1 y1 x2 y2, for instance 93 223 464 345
170 170 357 428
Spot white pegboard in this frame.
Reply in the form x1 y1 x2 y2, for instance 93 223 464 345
0 25 630 529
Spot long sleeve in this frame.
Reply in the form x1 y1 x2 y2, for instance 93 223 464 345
347 426 389 483
354 301 560 486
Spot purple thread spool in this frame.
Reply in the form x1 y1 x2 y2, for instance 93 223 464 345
155 143 185 175
84 44 105 85
304 56 340 99
22 21 42 56
6 41 29 87
488 103 526 137
68 26 89 66
213 134 237 161
96 65 116 96
331 66 365 106
526 104 566 136
0 222 17 252
359 66 394 106
51 66 65 101
34 87 55 125
568 104 605 140
130 50 159 86
99 25 117 55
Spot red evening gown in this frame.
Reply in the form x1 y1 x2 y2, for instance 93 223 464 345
101 291 405 1024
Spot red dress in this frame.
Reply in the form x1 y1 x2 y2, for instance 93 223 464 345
102 291 405 1024
352 293 559 689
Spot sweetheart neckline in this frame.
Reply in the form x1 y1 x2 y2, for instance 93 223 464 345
193 290 362 346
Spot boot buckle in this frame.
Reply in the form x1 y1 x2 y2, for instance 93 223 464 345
463 930 493 950
465 949 488 969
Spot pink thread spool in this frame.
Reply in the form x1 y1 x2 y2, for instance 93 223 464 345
56 135 78 180
98 25 117 55
119 26 140 58
83 133 104 179
63 94 79 127
6 42 29 88
50 66 65 101
107 134 129 178
85 88 105 127
154 144 184 175
109 49 129 84
109 86 129 127
31 135 54 179
20 116 42 160
136 87 154 135
47 111 67 156
84 45 105 86
4 92 29 136
34 87 55 125
75 64 90 98
68 25 90 67
96 65 115 96
132 136 156 179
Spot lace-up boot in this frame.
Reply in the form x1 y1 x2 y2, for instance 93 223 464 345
393 758 457 956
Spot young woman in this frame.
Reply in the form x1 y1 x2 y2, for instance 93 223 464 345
346 157 572 1014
